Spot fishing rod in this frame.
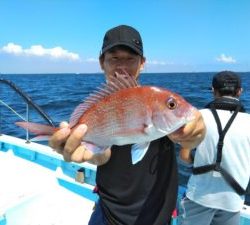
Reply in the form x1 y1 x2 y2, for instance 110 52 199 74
0 78 55 127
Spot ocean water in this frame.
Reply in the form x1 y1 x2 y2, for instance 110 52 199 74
1 73 250 202
1 72 250 138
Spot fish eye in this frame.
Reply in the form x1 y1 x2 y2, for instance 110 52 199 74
166 97 177 110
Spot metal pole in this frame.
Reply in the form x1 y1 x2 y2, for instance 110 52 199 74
0 82 1 136
25 103 30 143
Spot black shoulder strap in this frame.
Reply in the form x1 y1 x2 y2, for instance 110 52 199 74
211 104 240 164
193 103 246 195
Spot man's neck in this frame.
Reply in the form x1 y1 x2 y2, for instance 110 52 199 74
215 96 239 101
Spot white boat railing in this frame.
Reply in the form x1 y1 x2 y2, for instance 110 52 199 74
0 78 55 142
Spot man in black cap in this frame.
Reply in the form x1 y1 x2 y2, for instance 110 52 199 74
179 71 250 225
49 25 205 225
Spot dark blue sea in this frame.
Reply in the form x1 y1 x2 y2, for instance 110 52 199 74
1 72 250 137
1 73 250 202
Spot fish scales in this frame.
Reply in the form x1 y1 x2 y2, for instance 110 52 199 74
81 87 154 146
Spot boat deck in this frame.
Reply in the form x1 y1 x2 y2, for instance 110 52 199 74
0 134 97 225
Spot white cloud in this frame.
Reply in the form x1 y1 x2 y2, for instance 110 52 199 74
216 53 236 63
2 43 23 55
1 43 80 61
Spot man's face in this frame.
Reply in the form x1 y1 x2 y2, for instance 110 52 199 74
100 48 145 82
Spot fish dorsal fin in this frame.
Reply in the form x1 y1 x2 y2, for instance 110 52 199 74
69 74 139 128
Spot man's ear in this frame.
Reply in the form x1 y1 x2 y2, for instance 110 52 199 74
236 88 243 97
140 57 146 71
212 88 220 97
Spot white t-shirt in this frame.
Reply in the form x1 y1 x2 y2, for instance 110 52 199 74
186 108 250 212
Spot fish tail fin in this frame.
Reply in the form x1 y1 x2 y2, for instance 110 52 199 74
15 121 57 136
30 135 51 142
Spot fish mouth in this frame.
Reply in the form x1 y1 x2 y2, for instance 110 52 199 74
165 119 189 134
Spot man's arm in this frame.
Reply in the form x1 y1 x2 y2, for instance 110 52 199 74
179 148 194 164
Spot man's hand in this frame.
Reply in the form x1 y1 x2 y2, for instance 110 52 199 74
49 122 111 165
168 110 206 149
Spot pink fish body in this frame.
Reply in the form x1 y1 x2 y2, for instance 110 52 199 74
73 86 195 147
16 76 196 162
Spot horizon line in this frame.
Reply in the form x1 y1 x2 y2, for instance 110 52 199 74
1 71 250 75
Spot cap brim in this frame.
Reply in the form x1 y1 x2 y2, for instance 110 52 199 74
101 42 143 56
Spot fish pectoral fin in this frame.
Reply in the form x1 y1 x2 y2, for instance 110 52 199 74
82 141 108 154
143 123 155 135
131 142 150 164
143 111 155 135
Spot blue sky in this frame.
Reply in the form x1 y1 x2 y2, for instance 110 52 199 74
0 0 249 74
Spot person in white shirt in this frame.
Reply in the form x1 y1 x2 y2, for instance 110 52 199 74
178 71 250 225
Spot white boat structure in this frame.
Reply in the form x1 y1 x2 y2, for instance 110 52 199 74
0 78 249 225
0 134 97 225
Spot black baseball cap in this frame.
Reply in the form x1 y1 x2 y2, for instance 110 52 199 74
212 71 241 90
100 25 143 56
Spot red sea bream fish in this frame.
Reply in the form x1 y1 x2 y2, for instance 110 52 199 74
16 75 197 164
